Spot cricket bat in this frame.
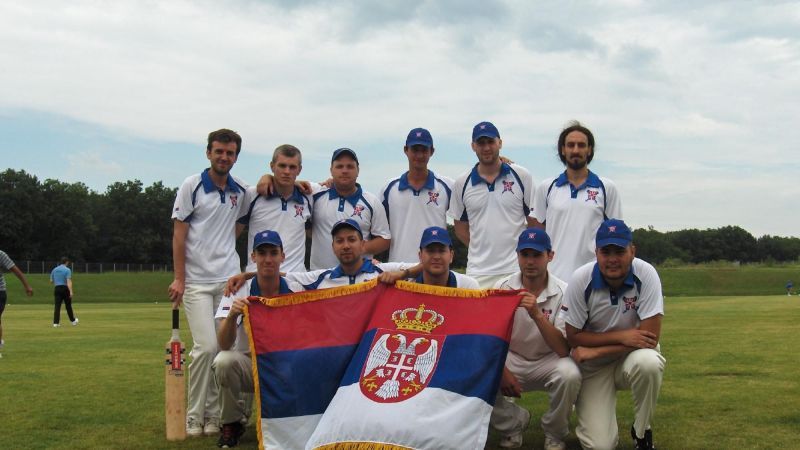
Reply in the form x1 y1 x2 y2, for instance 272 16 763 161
165 306 186 441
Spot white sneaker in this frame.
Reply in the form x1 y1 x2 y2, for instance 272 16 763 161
53 324 61 328
186 417 203 437
499 408 531 448
71 318 79 326
544 435 567 450
204 417 221 436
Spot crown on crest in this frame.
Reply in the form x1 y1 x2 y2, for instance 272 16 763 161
392 304 444 334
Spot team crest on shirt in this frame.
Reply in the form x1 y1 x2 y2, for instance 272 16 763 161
351 205 365 219
294 205 305 217
230 194 238 208
541 308 552 321
502 180 515 193
586 189 599 204
623 296 638 313
427 191 440 206
360 304 445 403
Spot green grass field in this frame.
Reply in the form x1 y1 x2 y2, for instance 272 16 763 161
1 273 799 449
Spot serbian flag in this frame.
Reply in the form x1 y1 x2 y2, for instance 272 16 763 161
245 279 522 450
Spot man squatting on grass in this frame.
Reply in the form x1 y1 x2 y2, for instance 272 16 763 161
563 219 665 450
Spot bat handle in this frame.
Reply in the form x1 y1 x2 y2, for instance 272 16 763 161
172 307 179 331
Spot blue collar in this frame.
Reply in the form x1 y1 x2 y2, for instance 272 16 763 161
555 170 602 190
470 163 511 186
399 171 435 191
200 168 242 194
415 270 458 288
249 276 294 296
267 185 305 204
330 258 379 279
590 263 636 291
328 184 363 207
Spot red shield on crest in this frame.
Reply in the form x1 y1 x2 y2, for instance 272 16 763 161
359 328 445 403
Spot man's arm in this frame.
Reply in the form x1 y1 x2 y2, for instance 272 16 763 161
235 222 246 239
67 278 73 297
566 315 662 362
9 265 33 296
520 293 569 357
217 297 249 351
454 220 470 246
168 220 190 306
364 237 390 255
529 218 545 229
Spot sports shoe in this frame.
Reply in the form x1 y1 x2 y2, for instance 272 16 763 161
71 318 79 326
498 408 531 448
204 417 221 436
53 323 61 328
631 426 655 450
544 435 566 450
186 417 204 437
217 421 245 448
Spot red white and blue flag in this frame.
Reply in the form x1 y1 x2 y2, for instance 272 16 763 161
244 280 521 450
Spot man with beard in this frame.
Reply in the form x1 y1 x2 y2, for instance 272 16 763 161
169 128 247 438
530 121 622 282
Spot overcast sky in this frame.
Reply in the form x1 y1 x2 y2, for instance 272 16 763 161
2 1 798 237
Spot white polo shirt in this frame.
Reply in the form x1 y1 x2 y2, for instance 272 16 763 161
172 169 247 283
237 186 312 272
380 170 454 263
285 260 414 290
531 171 622 282
494 271 568 361
451 163 535 277
562 258 664 336
413 271 480 289
309 184 391 270
215 277 304 353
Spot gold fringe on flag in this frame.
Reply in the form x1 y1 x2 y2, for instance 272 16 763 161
313 442 413 450
249 278 381 307
242 304 265 449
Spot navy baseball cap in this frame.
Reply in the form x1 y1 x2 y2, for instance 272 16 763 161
253 230 283 249
419 226 452 248
331 147 359 165
331 218 363 238
596 219 633 248
406 128 433 148
517 228 552 252
472 121 500 141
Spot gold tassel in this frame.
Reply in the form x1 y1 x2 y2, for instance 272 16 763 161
242 305 266 449
313 442 413 450
394 279 496 298
250 279 381 307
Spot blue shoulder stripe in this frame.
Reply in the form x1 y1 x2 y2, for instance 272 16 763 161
304 270 333 291
506 166 530 216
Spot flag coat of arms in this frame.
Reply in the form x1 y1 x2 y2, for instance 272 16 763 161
245 279 522 450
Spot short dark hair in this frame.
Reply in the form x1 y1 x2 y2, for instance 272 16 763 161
207 129 242 155
557 121 595 165
60 256 69 264
272 144 302 165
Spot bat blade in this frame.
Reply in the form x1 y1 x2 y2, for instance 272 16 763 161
165 307 186 441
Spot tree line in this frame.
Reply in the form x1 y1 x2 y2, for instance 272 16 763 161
2 169 798 267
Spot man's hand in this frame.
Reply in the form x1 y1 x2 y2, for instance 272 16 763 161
228 297 250 319
168 278 185 307
25 286 33 296
378 270 410 285
519 292 541 320
256 174 274 196
297 180 313 194
499 155 515 165
619 329 658 349
499 367 522 398
225 273 249 296
571 346 597 364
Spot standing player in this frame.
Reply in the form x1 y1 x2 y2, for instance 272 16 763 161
490 229 581 450
0 250 34 357
309 148 390 270
531 121 622 282
562 219 665 450
213 230 305 448
452 121 536 287
380 128 453 263
237 145 312 272
50 257 78 327
168 129 247 438
412 227 479 288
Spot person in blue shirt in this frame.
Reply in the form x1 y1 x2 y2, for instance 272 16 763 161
50 257 78 327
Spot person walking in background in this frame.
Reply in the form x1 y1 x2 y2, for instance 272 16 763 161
50 256 78 327
0 250 34 357
786 280 793 296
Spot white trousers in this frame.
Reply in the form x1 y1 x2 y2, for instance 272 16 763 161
490 352 582 440
213 350 254 424
575 348 666 450
183 281 224 422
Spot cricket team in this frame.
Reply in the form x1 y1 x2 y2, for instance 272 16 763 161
168 122 665 449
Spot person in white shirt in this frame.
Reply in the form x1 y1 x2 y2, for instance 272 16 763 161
412 226 479 289
490 229 580 450
530 121 622 281
451 121 536 287
168 128 247 437
380 128 453 263
562 219 665 450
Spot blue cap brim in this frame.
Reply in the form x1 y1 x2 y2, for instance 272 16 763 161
406 140 433 148
517 243 550 252
421 238 451 248
597 238 631 248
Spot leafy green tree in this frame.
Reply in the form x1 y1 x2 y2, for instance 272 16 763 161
0 169 43 259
